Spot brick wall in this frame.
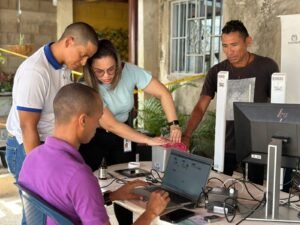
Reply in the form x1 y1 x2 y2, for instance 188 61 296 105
0 0 57 74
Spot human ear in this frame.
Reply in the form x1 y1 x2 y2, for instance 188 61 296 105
65 36 75 48
78 114 87 128
246 36 253 47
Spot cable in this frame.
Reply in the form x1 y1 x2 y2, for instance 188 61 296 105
235 193 266 225
198 187 208 207
207 177 226 188
237 197 261 202
236 178 264 192
146 168 162 183
234 179 265 202
224 196 237 223
100 178 118 188
116 178 127 184
226 179 245 194
99 177 127 189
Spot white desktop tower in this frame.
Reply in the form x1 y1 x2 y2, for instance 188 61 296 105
151 146 171 172
213 71 229 172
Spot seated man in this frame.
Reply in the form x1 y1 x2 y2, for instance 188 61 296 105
19 83 169 225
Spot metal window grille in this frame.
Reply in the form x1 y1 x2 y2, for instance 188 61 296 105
170 0 223 76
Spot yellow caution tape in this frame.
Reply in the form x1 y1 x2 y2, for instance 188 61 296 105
0 47 28 59
0 47 205 92
0 47 83 76
164 74 205 86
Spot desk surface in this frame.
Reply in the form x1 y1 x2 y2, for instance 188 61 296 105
97 161 300 225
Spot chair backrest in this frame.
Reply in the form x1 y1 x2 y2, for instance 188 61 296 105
16 183 74 225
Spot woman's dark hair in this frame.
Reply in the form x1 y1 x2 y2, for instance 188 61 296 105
84 39 122 92
222 20 249 40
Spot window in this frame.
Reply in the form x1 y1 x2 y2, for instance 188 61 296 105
170 0 222 76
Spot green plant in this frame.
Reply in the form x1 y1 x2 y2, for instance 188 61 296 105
137 81 216 159
0 53 12 93
0 72 14 93
19 33 25 45
189 111 215 158
137 82 196 136
0 52 5 65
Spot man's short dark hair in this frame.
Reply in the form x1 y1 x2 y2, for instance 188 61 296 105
60 22 98 47
222 20 249 39
53 83 102 123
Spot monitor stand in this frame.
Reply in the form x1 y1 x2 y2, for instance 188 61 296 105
247 138 299 223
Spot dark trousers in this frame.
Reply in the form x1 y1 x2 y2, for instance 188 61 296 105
79 128 136 170
79 128 135 225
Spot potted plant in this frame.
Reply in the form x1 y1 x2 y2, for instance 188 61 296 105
0 53 14 94
137 82 216 159
0 52 5 64
0 72 14 94
137 83 195 136
8 33 33 56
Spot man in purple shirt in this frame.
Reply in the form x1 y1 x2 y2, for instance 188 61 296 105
19 83 170 225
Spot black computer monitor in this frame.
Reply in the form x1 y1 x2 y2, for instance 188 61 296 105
234 102 300 169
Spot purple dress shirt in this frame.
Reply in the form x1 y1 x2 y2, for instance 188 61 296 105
19 136 109 225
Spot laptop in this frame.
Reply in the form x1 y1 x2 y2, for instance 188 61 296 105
134 149 213 208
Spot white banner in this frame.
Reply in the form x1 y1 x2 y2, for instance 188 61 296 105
279 14 300 103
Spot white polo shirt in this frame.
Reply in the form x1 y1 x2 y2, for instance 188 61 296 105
6 43 73 144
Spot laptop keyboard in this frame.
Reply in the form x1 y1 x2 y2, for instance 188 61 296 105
147 186 190 204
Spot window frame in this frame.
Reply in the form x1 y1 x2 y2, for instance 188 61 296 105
169 0 223 76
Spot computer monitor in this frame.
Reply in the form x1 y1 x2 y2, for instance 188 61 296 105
233 102 300 222
234 102 300 169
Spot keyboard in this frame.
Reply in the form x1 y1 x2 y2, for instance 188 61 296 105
147 186 191 204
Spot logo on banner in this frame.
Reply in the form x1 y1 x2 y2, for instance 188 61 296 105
288 34 300 44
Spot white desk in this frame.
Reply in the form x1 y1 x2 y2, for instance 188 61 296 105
96 161 300 225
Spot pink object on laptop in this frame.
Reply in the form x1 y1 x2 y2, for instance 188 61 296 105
162 142 188 152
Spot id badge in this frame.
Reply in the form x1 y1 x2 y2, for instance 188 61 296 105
124 139 132 152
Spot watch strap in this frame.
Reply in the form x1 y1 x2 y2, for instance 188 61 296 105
103 191 112 206
167 120 179 126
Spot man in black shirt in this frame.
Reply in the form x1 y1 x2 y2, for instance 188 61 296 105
182 20 279 184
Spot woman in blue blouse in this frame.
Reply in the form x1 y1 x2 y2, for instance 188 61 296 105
79 39 181 225
79 39 181 170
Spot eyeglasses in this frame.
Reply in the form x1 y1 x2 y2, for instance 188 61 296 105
92 65 116 77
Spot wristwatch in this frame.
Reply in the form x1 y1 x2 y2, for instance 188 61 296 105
167 120 179 127
103 191 112 206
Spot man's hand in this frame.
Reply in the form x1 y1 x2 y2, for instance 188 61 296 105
109 179 148 201
169 125 182 143
133 190 170 225
146 190 170 217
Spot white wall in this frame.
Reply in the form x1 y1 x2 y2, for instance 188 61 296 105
57 0 73 39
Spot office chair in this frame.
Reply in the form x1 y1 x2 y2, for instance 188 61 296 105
16 183 74 225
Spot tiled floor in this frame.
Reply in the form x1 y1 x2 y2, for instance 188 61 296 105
0 169 22 225
0 165 118 225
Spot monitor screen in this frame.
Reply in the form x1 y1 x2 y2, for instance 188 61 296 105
234 102 300 169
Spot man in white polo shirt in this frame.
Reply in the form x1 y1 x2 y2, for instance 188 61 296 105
5 22 98 182
5 22 98 225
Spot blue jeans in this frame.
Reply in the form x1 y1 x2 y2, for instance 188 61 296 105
5 136 27 225
5 136 26 181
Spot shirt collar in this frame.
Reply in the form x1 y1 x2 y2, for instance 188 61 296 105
44 42 63 70
44 136 85 163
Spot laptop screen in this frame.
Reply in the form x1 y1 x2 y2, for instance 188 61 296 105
162 150 213 201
